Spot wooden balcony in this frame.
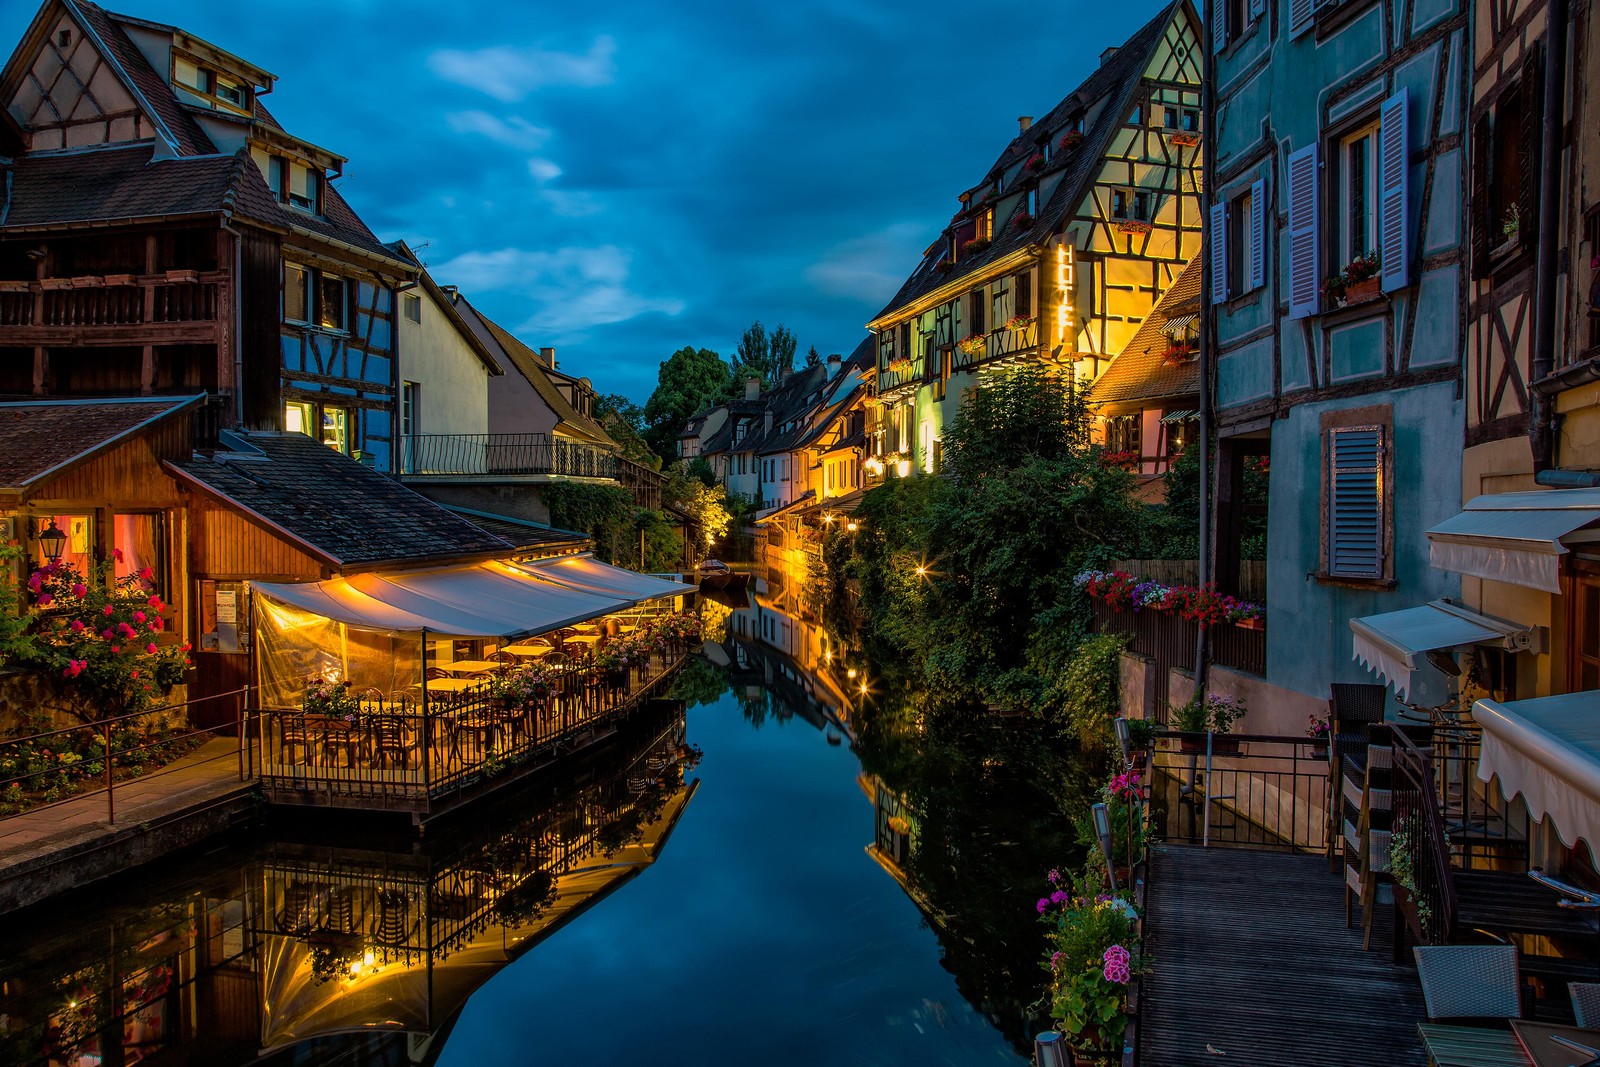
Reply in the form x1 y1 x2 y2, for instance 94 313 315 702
0 273 224 346
401 433 663 509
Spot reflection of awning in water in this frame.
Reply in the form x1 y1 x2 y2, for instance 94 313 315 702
1349 599 1538 696
1427 488 1600 593
514 553 696 603
1474 692 1600 851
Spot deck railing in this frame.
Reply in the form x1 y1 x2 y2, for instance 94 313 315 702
1149 731 1331 852
256 643 691 809
1390 727 1458 944
1091 603 1266 720
0 277 221 328
399 433 664 508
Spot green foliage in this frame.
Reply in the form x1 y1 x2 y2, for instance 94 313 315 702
543 482 640 565
0 544 41 666
643 346 735 459
733 320 798 387
595 393 660 468
1040 869 1142 1050
1055 634 1128 749
637 510 685 573
668 655 729 708
663 471 733 547
1157 445 1270 560
804 344 822 367
1170 692 1247 733
684 456 716 486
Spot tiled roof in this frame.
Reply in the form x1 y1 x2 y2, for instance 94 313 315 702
739 365 831 457
872 2 1178 323
75 0 215 156
0 143 243 229
168 431 513 570
0 395 200 492
1086 256 1202 406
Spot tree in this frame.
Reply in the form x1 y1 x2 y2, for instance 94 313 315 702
663 470 733 547
595 393 658 468
733 320 799 386
805 345 822 368
642 346 734 460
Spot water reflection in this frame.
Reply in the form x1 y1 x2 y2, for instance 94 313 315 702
0 710 695 1067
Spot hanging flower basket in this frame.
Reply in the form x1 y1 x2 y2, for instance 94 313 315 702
957 333 986 356
961 237 992 257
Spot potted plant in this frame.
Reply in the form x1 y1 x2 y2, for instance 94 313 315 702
1171 693 1246 754
1004 314 1035 331
1039 872 1143 1062
305 678 360 723
490 664 551 709
1012 210 1035 231
1170 130 1202 147
1115 218 1153 234
1058 130 1085 153
1324 253 1382 307
961 236 992 257
1161 338 1196 365
1228 600 1265 630
1306 715 1331 761
1024 153 1045 173
1499 205 1520 249
956 333 986 356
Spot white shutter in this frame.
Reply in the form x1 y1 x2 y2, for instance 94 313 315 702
1286 143 1321 319
1210 202 1229 303
1289 0 1316 38
1379 88 1410 293
1249 178 1267 290
1327 427 1385 578
1212 0 1227 52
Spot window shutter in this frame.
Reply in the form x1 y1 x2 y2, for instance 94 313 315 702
1212 0 1227 52
1249 178 1267 290
1379 88 1410 293
1519 41 1544 254
1287 143 1321 318
1289 0 1315 38
1328 427 1385 578
1210 202 1229 303
1249 0 1266 18
1470 113 1492 279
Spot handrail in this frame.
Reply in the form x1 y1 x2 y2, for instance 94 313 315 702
0 686 250 747
1391 725 1458 943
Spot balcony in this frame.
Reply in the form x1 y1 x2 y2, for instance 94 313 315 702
401 434 663 509
0 273 223 345
1091 600 1265 722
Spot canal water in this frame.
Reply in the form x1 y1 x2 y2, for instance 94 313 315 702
0 575 1085 1066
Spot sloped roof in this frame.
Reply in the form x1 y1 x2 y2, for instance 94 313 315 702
872 2 1180 323
387 243 504 377
739 365 830 458
1086 255 1202 406
74 0 215 156
0 394 200 494
168 432 512 570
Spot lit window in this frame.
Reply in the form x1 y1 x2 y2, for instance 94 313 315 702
31 513 92 577
1335 121 1380 266
322 407 349 454
283 264 309 323
284 400 313 435
317 273 347 332
113 513 165 596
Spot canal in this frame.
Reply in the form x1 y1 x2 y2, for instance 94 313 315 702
0 574 1086 1066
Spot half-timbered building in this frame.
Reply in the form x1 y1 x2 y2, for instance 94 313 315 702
1208 0 1471 723
865 0 1203 474
0 0 414 468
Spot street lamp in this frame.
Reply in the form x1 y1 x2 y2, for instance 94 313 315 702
1113 717 1131 767
1092 801 1116 892
35 518 66 564
846 521 858 533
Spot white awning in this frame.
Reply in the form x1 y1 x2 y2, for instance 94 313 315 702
1427 488 1600 593
515 553 695 604
1349 600 1535 696
254 560 630 637
1474 691 1600 850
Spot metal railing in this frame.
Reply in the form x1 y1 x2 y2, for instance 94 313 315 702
1149 730 1332 852
0 687 252 825
399 433 665 508
1390 727 1458 944
256 643 692 807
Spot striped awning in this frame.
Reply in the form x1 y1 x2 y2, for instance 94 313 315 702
1162 313 1198 334
1160 409 1198 423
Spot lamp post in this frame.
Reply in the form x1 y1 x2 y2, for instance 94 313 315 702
1092 801 1116 892
1113 717 1131 769
35 518 66 564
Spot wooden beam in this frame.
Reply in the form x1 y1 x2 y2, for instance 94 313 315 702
8 323 220 346
31 346 45 395
141 344 154 395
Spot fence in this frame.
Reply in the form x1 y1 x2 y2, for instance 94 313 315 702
256 642 692 810
0 687 252 825
399 433 664 509
1109 559 1267 603
1149 731 1331 852
1091 602 1266 721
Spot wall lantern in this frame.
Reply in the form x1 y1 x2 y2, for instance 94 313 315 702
1092 801 1116 891
1113 717 1131 767
1035 1031 1070 1067
35 518 66 563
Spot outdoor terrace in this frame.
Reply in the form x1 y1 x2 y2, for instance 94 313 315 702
399 432 663 509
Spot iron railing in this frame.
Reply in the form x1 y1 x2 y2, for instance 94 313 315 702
0 687 252 824
1149 731 1332 853
1092 603 1266 720
256 643 691 808
1390 727 1458 945
399 433 664 508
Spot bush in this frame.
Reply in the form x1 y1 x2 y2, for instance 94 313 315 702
1056 634 1128 748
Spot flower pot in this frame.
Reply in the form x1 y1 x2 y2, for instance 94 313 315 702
1234 617 1264 631
164 269 199 284
40 278 70 290
1310 742 1329 761
1179 735 1239 756
1344 278 1381 304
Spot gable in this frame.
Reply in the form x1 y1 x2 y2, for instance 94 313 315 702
6 7 155 150
1141 2 1203 87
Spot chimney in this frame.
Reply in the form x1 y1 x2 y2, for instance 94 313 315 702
539 346 556 368
764 409 774 433
745 375 760 400
1018 115 1033 134
1100 46 1118 65
826 353 842 379
440 284 458 297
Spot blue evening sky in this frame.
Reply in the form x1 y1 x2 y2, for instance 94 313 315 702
4 0 1167 402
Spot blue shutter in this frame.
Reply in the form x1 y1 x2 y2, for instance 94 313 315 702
1212 0 1227 52
1328 427 1385 578
1287 143 1321 319
1289 0 1316 37
1249 178 1267 290
1379 88 1411 292
1210 202 1229 303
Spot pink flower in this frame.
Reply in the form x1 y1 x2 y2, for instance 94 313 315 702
36 592 52 607
101 628 113 639
70 619 85 632
111 548 123 562
110 645 120 654
102 605 113 617
130 669 139 679
1036 897 1051 915
62 659 86 678
148 595 163 609
138 566 153 581
70 583 86 598
133 611 146 624
151 617 164 631
145 643 157 654
181 642 191 652
117 622 135 638
26 573 42 593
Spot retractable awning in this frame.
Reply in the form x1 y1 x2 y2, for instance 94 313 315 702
1160 409 1198 424
254 560 631 637
1474 691 1600 850
1427 488 1600 593
515 553 695 603
1349 600 1537 696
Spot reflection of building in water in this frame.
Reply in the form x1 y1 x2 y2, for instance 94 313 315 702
709 573 858 736
0 712 696 1067
859 774 937 922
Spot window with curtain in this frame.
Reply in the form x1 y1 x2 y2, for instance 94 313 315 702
114 513 165 596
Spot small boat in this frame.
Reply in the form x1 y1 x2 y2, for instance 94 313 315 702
696 559 749 592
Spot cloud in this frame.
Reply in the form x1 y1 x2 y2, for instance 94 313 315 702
804 223 927 304
526 158 563 182
445 111 552 151
433 245 684 338
427 37 617 102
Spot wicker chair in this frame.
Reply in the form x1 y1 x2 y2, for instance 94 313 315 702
1572 983 1600 1027
1414 945 1522 1021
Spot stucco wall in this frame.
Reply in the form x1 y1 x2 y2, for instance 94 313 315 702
1263 381 1464 706
397 289 491 437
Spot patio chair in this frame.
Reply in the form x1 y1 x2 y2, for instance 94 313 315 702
1572 983 1600 1027
278 712 315 765
1415 945 1523 1021
369 715 412 769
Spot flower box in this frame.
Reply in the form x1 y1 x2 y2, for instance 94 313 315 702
1114 219 1153 234
40 278 71 290
70 275 103 288
1234 616 1264 631
1178 734 1241 756
1343 278 1382 305
961 237 992 257
1012 211 1034 231
164 269 199 284
956 334 987 356
103 273 137 286
1057 131 1085 153
0 280 30 293
1169 131 1202 147
1024 153 1045 173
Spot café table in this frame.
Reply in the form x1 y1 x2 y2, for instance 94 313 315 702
563 634 601 648
435 659 498 674
1511 1021 1600 1067
424 677 485 693
503 643 553 658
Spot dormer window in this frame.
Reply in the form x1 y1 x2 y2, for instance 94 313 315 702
174 55 251 111
259 153 324 215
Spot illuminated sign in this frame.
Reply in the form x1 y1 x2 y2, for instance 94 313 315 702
1054 238 1076 350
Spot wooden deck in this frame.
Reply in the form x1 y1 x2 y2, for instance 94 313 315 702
1138 843 1427 1066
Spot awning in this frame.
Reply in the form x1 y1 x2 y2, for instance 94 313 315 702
1427 488 1600 593
515 553 695 603
1349 599 1537 696
1474 691 1600 850
1162 313 1197 334
1160 409 1198 423
753 491 815 526
254 560 631 637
